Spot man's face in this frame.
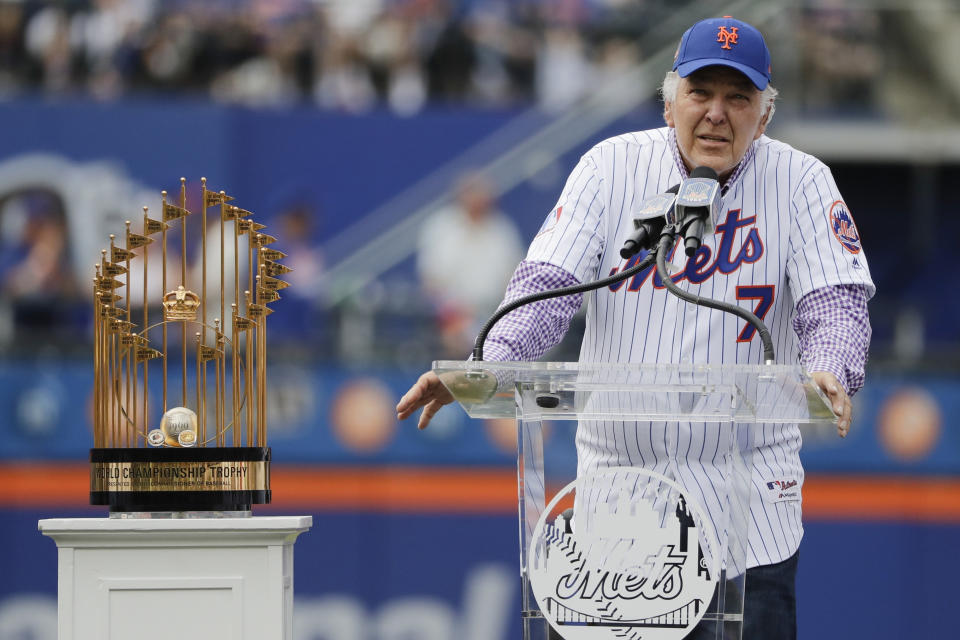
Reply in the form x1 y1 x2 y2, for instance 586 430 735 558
664 66 769 179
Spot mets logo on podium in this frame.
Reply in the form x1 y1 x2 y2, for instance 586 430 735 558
528 468 719 640
828 200 862 254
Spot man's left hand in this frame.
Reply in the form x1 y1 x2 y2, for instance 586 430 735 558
810 371 851 438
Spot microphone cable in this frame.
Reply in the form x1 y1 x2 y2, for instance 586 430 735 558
654 226 776 363
472 228 777 364
472 252 658 362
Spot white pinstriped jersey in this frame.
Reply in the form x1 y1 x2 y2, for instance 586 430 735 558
526 127 875 568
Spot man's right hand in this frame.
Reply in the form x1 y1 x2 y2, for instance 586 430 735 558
396 370 454 430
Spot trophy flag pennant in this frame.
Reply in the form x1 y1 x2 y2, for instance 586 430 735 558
198 345 219 362
111 246 136 263
260 275 290 291
127 233 154 249
238 219 267 234
255 233 278 247
258 288 281 303
102 262 127 277
262 260 292 277
110 319 134 333
135 346 163 361
96 276 124 291
222 206 253 221
163 203 191 222
233 316 252 331
247 304 273 318
204 190 234 207
99 304 125 318
259 249 287 261
144 217 169 235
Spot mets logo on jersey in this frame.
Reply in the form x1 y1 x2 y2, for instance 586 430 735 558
828 200 861 254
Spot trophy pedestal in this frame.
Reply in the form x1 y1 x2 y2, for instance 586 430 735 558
38 515 312 640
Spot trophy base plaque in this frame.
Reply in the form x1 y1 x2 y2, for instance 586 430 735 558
90 447 271 513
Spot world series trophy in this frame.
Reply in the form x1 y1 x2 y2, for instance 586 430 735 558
89 178 291 515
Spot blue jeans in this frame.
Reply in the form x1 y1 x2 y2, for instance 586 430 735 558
742 551 799 639
690 550 799 640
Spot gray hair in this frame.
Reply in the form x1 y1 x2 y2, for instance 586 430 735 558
660 70 778 124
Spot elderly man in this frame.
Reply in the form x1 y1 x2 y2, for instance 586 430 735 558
398 16 873 639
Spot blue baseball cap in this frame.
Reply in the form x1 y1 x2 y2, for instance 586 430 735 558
673 16 771 90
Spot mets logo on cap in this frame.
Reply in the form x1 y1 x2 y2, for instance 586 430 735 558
829 200 861 254
717 25 739 50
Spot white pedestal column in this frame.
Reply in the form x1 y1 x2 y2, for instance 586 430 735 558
38 516 312 640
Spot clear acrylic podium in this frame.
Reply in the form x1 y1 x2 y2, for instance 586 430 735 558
434 361 836 640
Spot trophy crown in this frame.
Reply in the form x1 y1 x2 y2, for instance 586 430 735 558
162 286 201 321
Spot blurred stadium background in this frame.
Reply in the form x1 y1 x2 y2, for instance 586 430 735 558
0 0 958 638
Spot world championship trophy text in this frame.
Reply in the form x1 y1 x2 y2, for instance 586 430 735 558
89 178 290 513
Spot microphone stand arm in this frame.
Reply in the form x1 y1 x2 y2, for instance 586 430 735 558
654 226 776 363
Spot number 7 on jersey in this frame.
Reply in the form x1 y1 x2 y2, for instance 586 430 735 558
736 285 775 342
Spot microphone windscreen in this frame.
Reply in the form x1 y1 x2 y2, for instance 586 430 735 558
690 166 719 180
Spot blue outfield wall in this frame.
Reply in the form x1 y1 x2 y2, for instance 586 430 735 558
0 360 959 639
0 508 958 640
1 360 958 475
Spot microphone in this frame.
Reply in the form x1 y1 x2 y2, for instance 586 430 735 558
619 185 680 259
672 166 721 257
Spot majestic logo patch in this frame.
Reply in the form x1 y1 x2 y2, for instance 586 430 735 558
828 200 861 254
529 468 719 640
764 478 800 503
717 26 739 50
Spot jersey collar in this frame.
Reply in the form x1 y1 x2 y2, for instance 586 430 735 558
667 127 756 196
